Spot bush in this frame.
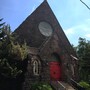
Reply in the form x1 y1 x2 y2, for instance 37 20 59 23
31 83 53 90
79 81 90 90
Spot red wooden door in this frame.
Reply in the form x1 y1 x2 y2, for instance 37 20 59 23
49 62 61 81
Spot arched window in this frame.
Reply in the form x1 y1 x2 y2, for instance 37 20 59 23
33 60 39 75
51 53 62 63
31 56 41 76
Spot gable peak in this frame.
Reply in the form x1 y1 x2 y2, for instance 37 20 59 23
43 0 48 3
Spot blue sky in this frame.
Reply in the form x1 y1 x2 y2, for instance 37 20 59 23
0 0 90 46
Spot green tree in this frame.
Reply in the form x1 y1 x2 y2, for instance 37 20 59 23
0 18 5 39
76 37 90 83
0 19 28 78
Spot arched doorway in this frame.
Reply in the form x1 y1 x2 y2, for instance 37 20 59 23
49 53 62 81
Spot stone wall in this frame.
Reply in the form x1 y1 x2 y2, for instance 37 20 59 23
14 1 79 90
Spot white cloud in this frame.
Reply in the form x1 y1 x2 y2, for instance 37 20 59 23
64 19 90 46
87 19 90 22
65 18 90 35
65 28 75 35
85 34 90 38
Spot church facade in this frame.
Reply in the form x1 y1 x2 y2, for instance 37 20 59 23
14 0 78 89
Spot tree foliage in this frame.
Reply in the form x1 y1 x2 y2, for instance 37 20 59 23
31 83 53 90
79 81 90 90
75 37 90 83
0 19 28 78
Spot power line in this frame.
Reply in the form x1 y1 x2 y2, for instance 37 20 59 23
80 0 90 10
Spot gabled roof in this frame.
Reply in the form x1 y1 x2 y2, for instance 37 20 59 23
14 0 76 55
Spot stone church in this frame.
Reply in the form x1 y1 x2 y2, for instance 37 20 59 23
14 0 78 89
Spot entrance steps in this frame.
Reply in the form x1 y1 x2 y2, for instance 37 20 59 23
50 81 75 90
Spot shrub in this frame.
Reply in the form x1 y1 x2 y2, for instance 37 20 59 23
79 81 90 90
31 83 53 90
